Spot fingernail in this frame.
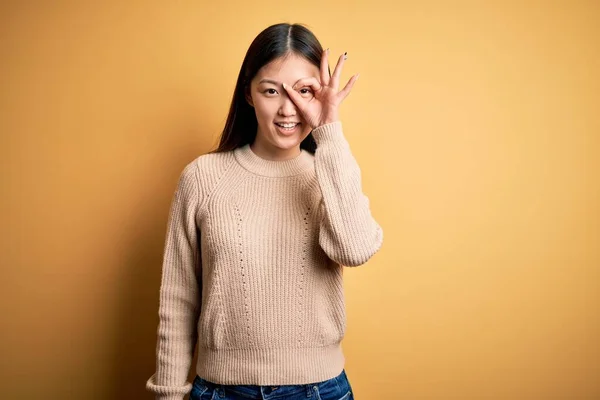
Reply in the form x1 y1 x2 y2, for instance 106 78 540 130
282 83 287 89
344 51 347 60
326 48 330 55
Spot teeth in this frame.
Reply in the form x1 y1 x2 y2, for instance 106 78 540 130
277 123 297 128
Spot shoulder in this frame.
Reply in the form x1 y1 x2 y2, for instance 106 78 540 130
193 149 236 175
181 149 237 196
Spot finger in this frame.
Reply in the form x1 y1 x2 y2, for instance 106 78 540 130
338 73 359 101
282 82 306 110
320 48 330 86
292 77 322 93
330 52 347 91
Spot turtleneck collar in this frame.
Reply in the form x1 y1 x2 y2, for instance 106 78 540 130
233 144 314 177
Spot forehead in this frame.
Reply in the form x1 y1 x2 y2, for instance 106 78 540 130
255 54 319 81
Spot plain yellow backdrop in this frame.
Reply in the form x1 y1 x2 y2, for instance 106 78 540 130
1 1 598 399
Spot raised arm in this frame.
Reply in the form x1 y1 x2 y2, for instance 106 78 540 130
312 121 383 267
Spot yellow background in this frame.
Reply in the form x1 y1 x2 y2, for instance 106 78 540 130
1 1 598 399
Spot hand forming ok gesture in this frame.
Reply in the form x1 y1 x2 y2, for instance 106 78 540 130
282 48 359 130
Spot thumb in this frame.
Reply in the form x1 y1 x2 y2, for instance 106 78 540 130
282 83 305 111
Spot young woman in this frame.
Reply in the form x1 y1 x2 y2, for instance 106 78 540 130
146 22 383 400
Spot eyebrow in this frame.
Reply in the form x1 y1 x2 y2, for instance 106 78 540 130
258 78 303 86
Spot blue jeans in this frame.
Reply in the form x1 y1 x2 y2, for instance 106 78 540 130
190 369 354 400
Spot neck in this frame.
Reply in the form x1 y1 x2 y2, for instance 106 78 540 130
249 136 301 161
233 143 313 177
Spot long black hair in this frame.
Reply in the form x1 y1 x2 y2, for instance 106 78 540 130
209 23 328 155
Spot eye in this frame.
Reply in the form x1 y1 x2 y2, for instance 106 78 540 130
264 88 278 95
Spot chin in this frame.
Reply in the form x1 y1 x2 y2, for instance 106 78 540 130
272 137 302 150
277 129 311 143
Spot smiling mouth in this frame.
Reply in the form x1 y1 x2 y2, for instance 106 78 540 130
274 122 301 135
275 123 300 127
275 122 300 129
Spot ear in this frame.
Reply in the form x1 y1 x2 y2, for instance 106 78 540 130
245 85 254 107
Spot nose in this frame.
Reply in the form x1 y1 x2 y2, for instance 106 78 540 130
278 91 297 116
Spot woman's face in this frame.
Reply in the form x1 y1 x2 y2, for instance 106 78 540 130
246 53 320 158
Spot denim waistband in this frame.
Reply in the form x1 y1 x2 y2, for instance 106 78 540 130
194 369 348 399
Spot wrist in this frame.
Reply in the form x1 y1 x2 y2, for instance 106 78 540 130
314 117 340 129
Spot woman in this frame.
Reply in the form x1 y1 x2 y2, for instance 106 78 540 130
146 22 383 400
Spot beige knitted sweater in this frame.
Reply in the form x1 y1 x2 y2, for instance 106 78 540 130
146 121 383 400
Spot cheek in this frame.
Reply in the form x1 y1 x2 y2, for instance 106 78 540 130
254 101 276 120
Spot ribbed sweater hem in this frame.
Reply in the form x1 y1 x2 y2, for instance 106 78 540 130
195 342 345 385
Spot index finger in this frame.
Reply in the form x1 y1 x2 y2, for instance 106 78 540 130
292 77 321 92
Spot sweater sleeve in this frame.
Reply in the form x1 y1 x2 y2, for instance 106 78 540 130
311 120 384 267
146 161 202 400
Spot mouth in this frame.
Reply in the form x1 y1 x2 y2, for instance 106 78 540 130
274 122 301 135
